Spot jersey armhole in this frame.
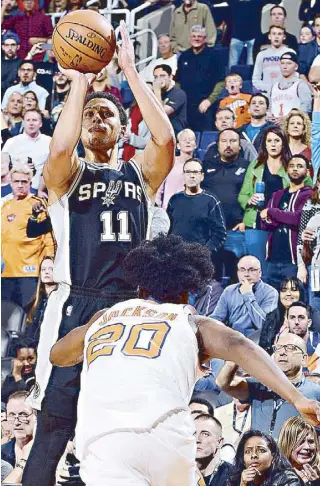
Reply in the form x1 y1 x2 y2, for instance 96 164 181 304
67 159 86 198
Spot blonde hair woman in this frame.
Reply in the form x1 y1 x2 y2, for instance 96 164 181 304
283 109 312 165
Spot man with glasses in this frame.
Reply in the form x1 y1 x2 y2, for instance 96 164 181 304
216 333 320 439
212 255 278 339
167 157 226 263
1 391 36 469
1 32 20 98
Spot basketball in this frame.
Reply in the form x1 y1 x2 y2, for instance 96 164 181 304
52 10 116 74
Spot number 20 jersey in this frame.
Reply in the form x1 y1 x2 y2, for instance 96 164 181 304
48 158 151 293
75 299 199 460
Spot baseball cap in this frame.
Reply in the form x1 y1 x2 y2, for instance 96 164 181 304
280 51 298 64
2 31 20 45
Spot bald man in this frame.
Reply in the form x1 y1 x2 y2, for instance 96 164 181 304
216 333 320 438
212 255 278 339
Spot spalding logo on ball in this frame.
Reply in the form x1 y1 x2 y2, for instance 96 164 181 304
52 10 116 73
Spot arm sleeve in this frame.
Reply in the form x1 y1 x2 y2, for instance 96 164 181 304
129 120 151 149
208 81 225 104
169 15 178 53
204 7 217 47
1 15 15 31
267 192 311 227
211 289 228 322
297 206 310 265
26 216 53 238
252 53 268 92
1 376 28 404
238 161 255 210
44 14 54 37
207 199 227 253
298 82 312 114
242 287 278 331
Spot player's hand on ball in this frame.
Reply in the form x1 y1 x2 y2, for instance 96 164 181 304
117 20 135 72
57 64 96 86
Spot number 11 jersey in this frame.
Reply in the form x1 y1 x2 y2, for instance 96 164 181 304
49 158 151 293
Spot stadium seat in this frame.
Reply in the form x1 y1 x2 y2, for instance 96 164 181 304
213 46 230 76
196 149 207 162
1 301 26 335
229 64 254 81
1 328 10 358
1 357 13 386
194 131 201 149
200 131 219 151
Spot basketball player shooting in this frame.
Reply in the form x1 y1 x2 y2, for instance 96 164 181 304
50 235 320 486
22 22 175 487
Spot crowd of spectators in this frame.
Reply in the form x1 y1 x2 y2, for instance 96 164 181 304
1 0 320 485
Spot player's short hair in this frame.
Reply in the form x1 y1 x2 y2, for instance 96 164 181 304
288 153 310 169
249 93 270 109
84 91 128 126
288 301 311 319
268 24 286 34
215 107 235 120
189 397 214 416
10 162 33 180
123 234 214 302
194 413 222 433
270 5 287 17
153 64 172 76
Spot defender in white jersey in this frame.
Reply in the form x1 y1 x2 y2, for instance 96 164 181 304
51 235 320 486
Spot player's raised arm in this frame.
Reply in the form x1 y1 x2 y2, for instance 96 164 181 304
195 316 320 426
43 70 94 200
117 21 175 196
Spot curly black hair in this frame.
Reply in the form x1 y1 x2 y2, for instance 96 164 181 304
84 91 128 126
123 234 214 302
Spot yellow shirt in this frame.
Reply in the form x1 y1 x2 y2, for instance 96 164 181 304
2 194 55 278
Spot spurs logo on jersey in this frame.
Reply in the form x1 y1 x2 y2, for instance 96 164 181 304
78 179 143 205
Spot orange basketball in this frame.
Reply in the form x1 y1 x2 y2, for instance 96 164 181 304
52 10 116 74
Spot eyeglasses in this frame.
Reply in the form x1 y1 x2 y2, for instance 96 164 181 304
7 412 33 423
237 268 260 273
272 344 305 355
183 170 202 175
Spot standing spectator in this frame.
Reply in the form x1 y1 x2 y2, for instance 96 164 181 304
1 339 37 404
202 129 250 270
311 86 320 190
1 0 20 19
261 155 313 290
252 25 295 95
50 70 71 127
153 64 187 135
284 109 312 164
1 32 20 99
238 94 276 153
238 127 292 278
195 414 232 486
224 0 282 67
309 54 320 83
139 34 178 83
167 157 226 262
297 170 320 308
175 25 224 131
253 5 299 62
298 25 318 83
22 91 52 136
2 109 52 191
228 430 301 486
270 53 312 124
1 152 12 198
1 0 53 61
299 25 316 45
1 61 49 111
216 333 320 439
157 128 196 209
120 101 150 162
299 1 320 23
3 92 23 137
1 163 54 308
212 255 278 339
278 416 320 485
169 0 216 53
218 74 251 128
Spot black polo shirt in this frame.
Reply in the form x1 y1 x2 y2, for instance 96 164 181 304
161 85 187 134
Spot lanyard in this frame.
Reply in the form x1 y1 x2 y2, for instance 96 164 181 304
269 378 304 435
232 403 249 435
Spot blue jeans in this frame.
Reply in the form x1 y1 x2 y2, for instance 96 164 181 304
229 38 254 67
224 230 247 258
245 229 269 280
266 262 298 291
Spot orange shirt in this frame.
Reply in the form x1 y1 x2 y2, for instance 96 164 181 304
2 194 55 278
219 93 252 128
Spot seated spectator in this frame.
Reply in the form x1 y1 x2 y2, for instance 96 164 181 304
169 0 216 53
238 94 276 153
287 301 320 373
1 339 37 404
261 155 313 290
119 100 150 162
1 152 12 198
284 109 312 164
218 74 251 129
259 277 320 355
157 128 196 209
24 256 56 344
216 333 320 439
138 34 178 83
278 416 320 485
252 25 295 95
269 52 312 125
167 157 226 262
203 108 257 165
89 66 122 103
214 398 251 449
238 127 291 278
1 32 21 99
189 397 214 416
1 163 54 308
228 430 301 486
22 91 52 136
3 91 23 137
212 255 278 339
300 25 316 45
195 414 232 486
2 61 49 111
1 391 36 468
1 0 20 19
253 5 298 62
153 64 187 135
298 25 318 83
297 169 320 308
1 0 53 61
2 109 51 191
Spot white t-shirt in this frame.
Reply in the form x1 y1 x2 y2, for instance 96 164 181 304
311 55 320 68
